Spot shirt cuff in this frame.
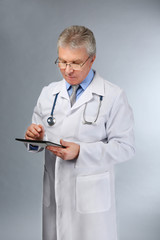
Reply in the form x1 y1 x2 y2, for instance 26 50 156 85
29 144 39 151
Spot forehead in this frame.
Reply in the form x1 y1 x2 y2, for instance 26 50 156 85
58 46 88 61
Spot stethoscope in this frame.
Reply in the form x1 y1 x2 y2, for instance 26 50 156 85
83 95 103 125
47 93 103 126
47 93 59 126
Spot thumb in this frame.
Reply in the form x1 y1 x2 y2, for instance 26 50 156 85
60 139 69 147
38 124 44 132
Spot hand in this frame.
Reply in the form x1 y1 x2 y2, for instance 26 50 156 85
46 139 80 160
25 123 44 140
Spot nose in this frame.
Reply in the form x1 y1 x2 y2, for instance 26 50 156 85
65 64 74 74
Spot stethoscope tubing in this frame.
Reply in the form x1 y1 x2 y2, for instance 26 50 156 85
83 95 103 124
51 93 59 116
47 93 103 126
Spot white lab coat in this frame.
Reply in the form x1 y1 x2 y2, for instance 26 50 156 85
31 71 135 240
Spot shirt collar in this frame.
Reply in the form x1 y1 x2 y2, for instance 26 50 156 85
66 69 94 91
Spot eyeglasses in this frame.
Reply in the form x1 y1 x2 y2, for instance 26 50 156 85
55 56 90 71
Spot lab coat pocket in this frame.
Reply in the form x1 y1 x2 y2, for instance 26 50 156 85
76 172 111 214
43 166 50 207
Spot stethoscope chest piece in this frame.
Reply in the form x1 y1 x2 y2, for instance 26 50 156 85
47 93 59 126
47 116 56 126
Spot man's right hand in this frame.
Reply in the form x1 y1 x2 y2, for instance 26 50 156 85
25 124 44 140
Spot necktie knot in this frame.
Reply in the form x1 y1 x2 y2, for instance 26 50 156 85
70 85 79 107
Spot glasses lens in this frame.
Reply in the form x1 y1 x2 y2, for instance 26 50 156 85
71 64 81 71
58 63 66 69
58 62 81 70
55 57 90 71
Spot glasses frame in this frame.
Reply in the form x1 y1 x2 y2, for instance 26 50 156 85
55 56 91 70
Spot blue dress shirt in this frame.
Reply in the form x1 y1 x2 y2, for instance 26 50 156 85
66 69 94 100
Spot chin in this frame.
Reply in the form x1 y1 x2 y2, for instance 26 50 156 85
68 80 78 85
65 77 80 85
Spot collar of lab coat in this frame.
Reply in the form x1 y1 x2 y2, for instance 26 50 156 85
51 71 105 109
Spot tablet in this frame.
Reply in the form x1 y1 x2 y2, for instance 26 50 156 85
15 138 64 148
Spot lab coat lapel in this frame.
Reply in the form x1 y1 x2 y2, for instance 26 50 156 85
51 80 69 101
72 72 105 109
59 81 69 101
72 88 92 109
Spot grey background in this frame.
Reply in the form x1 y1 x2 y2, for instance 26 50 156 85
0 0 160 239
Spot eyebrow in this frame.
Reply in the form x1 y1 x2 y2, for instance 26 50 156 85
58 57 83 63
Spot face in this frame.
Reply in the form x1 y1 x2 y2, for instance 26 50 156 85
58 46 96 85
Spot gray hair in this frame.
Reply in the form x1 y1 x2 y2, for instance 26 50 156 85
57 25 96 57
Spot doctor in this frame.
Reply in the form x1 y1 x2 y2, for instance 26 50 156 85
25 25 135 240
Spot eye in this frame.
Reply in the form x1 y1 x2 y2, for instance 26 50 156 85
72 61 81 65
58 58 66 63
72 63 79 66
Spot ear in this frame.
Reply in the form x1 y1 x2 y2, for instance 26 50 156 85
90 55 96 65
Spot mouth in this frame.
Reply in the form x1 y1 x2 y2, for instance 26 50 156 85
65 75 76 79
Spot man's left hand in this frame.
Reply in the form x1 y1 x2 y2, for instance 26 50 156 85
46 139 80 160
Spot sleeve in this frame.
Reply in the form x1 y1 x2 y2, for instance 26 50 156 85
75 90 135 169
26 90 47 153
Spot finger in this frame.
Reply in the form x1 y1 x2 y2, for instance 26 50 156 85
25 136 37 140
31 124 43 135
25 129 37 139
25 130 34 139
25 128 42 140
46 146 61 152
55 151 63 158
60 139 70 147
46 146 64 157
28 128 40 138
38 124 44 133
33 125 43 134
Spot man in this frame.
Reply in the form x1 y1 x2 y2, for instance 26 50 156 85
25 25 135 240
